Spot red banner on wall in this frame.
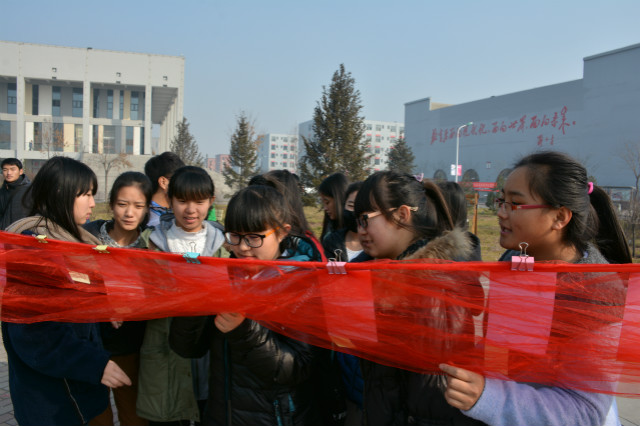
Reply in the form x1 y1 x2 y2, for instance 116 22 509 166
0 231 638 396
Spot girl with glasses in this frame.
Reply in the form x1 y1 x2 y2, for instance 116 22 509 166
137 166 226 426
353 171 485 426
440 151 630 426
170 185 324 426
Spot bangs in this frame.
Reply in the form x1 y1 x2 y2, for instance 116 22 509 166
225 186 286 233
74 164 98 197
169 166 214 201
354 174 383 216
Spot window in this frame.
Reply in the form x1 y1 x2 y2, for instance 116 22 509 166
366 124 372 130
93 89 100 118
92 125 99 153
52 86 61 117
34 123 43 151
271 161 276 167
283 137 288 142
0 120 10 149
72 88 83 118
107 90 113 119
7 83 16 114
283 153 288 159
375 159 380 165
271 153 276 158
375 136 381 143
32 84 39 115
375 124 382 131
271 136 277 142
119 91 124 119
52 123 64 151
375 148 381 154
126 127 134 154
103 125 116 153
130 91 139 120
140 127 145 154
74 124 83 152
271 144 276 150
390 126 396 133
283 145 288 151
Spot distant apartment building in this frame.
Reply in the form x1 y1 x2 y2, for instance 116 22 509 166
0 41 184 176
298 119 404 172
256 133 298 173
207 154 231 172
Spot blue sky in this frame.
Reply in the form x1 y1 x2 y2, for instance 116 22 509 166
3 0 640 157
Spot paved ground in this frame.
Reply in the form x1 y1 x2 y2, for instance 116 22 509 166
0 332 636 425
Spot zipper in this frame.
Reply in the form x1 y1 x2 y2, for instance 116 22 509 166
63 378 86 425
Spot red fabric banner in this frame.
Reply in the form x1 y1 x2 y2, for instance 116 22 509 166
0 231 638 396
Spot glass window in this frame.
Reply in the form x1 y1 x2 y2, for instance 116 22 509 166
271 144 276 150
366 124 372 130
283 153 288 159
375 136 381 142
0 120 10 149
130 91 139 120
52 123 64 151
390 126 396 133
103 125 116 153
34 123 43 151
126 126 134 154
7 83 17 114
283 145 288 151
74 124 83 152
375 159 380 165
271 153 276 158
271 136 276 142
92 125 99 153
120 91 124 119
52 86 61 117
140 127 144 154
32 84 39 115
375 124 382 131
72 88 83 118
107 90 113 119
283 137 288 142
93 89 100 118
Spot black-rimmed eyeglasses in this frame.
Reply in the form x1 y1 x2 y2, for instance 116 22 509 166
225 228 279 248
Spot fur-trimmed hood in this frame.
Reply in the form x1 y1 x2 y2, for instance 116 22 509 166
399 227 480 262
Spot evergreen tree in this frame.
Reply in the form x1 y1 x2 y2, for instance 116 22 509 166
170 117 204 166
299 64 369 195
386 137 416 174
223 112 259 192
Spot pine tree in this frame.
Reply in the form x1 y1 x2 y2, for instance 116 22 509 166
386 137 416 174
299 64 369 194
223 112 259 192
170 117 204 167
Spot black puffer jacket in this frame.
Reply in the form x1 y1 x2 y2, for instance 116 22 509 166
0 174 32 230
169 235 322 426
361 228 487 426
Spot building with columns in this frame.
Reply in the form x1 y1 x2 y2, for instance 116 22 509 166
0 41 184 174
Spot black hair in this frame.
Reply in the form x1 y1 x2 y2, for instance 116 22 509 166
28 156 97 241
249 169 311 235
355 171 453 242
319 172 350 240
144 152 185 194
225 185 292 236
436 181 468 229
345 181 363 202
514 151 631 263
109 171 153 227
168 166 215 201
1 158 23 170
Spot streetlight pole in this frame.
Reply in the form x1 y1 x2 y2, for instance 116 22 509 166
455 121 473 183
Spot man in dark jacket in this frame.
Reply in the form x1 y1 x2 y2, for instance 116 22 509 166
0 158 32 230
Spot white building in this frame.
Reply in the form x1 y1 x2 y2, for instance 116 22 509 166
256 133 298 173
404 42 640 190
298 119 404 172
0 41 184 176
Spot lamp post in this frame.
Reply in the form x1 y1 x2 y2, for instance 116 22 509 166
455 121 473 183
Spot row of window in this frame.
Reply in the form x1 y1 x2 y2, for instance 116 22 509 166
269 144 297 151
270 161 296 168
270 136 295 142
270 153 296 159
365 124 404 133
5 84 142 120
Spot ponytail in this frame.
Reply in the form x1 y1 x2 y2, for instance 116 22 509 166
421 179 454 234
590 185 632 263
